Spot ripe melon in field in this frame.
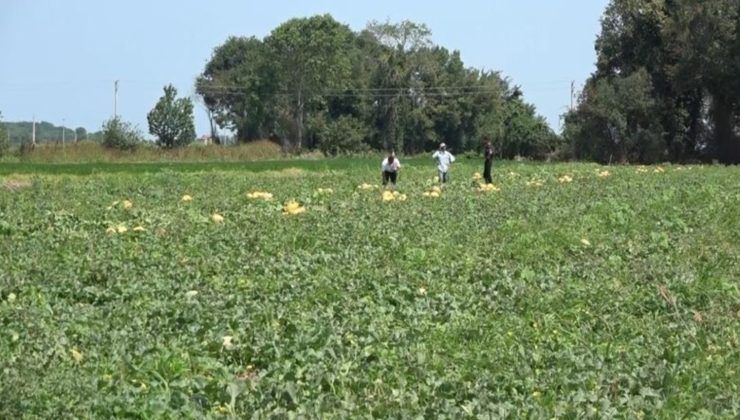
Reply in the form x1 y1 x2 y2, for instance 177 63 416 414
283 200 306 215
247 191 273 200
477 183 500 193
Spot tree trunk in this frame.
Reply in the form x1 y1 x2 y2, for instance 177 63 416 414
294 93 304 153
207 109 220 145
383 98 397 152
296 110 303 152
713 94 739 164
237 127 246 144
684 92 703 160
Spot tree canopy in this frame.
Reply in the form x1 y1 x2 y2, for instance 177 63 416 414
565 0 740 164
196 15 557 157
147 84 197 148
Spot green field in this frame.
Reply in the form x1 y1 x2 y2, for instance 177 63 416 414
1 160 738 418
0 157 384 176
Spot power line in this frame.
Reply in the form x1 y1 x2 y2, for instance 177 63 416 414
193 79 572 95
195 83 516 98
197 83 505 92
194 85 569 99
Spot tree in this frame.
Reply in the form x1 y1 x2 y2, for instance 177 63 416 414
101 117 142 150
147 84 196 148
266 15 355 152
196 37 273 142
565 69 662 163
318 115 370 156
400 47 504 154
501 97 561 160
364 20 432 152
664 0 740 163
75 127 87 142
566 0 740 163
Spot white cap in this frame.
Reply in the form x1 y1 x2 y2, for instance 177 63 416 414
440 143 446 148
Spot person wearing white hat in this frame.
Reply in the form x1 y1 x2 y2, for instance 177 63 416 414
432 143 455 185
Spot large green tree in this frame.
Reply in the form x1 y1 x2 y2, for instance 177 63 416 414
266 15 355 151
566 0 740 164
665 0 740 163
565 69 663 163
364 20 432 152
147 84 196 148
196 37 273 142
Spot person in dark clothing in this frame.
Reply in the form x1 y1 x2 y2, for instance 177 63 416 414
483 141 494 184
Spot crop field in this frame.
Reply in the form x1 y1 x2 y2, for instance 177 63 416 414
1 160 738 418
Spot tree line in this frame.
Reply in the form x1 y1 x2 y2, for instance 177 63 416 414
563 0 740 164
0 120 87 146
196 16 558 157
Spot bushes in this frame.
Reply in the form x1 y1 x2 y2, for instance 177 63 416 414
0 129 9 159
564 69 665 164
101 117 143 150
318 116 370 156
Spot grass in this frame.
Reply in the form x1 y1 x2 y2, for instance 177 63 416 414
0 141 433 176
0 158 381 176
1 160 738 417
2 140 289 164
0 155 450 176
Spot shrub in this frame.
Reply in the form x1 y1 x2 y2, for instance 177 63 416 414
318 116 370 156
101 117 142 150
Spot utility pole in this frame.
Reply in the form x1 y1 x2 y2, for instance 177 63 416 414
32 115 36 147
114 80 119 118
62 118 65 147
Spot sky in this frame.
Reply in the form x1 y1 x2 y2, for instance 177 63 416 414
0 0 608 138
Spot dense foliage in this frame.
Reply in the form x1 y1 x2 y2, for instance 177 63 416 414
101 117 143 151
147 85 197 149
1 161 738 417
196 16 558 157
564 0 740 164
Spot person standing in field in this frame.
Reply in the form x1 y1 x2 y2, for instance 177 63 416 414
432 143 455 185
381 152 401 189
483 141 494 184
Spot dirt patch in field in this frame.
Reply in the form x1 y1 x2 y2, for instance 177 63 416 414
1 178 33 191
262 168 308 178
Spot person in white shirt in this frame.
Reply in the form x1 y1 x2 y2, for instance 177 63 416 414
381 152 401 189
432 143 455 185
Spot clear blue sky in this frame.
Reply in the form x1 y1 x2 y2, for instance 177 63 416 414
0 0 607 138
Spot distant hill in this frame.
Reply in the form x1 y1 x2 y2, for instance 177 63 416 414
3 121 96 145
